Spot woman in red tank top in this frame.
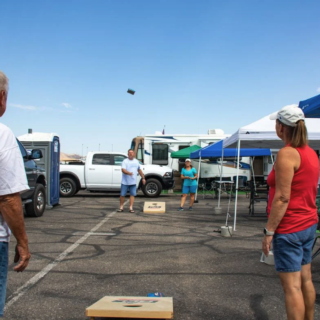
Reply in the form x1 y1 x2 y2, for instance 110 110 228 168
262 104 319 320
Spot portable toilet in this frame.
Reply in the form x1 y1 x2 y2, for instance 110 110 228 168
18 131 60 208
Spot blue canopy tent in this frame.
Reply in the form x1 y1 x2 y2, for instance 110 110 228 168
190 140 271 159
191 140 272 229
299 94 320 118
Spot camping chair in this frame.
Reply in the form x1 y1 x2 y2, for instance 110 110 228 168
248 179 269 216
198 180 216 199
312 230 320 260
312 195 320 260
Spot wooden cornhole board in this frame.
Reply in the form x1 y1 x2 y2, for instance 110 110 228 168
86 296 173 319
143 202 166 214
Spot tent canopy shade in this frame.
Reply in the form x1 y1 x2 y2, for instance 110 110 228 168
223 116 320 149
170 145 201 158
299 94 320 118
190 140 271 159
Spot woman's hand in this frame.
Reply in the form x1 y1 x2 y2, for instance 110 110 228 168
262 235 273 256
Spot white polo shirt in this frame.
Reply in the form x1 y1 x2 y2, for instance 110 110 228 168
0 123 29 242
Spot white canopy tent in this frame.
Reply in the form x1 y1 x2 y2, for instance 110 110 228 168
223 115 320 231
223 115 320 149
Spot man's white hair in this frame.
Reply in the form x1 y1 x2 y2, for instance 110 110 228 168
0 71 9 93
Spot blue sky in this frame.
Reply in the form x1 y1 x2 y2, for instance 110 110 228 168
1 0 320 155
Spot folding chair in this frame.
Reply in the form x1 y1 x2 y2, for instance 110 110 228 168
198 180 216 199
311 195 320 260
312 230 320 260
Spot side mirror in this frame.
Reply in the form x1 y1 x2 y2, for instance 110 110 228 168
29 149 43 160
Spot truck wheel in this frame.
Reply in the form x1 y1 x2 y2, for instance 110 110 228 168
25 184 46 217
60 177 77 197
142 178 162 197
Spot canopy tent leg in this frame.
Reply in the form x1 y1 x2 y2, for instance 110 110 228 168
233 139 241 231
251 156 257 192
194 153 201 203
217 147 225 208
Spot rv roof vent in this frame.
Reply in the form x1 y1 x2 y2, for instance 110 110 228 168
208 129 224 135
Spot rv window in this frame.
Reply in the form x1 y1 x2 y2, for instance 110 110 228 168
92 154 111 165
137 142 144 162
114 155 127 166
152 144 168 165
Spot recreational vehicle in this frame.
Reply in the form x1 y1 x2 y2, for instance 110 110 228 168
131 130 252 186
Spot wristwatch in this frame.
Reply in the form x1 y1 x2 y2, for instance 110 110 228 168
263 228 274 236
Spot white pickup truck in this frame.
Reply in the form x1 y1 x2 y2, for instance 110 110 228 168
59 151 175 197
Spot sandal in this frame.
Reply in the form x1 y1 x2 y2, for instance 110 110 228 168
129 209 135 213
117 209 124 212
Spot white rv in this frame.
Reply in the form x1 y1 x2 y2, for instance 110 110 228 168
130 130 252 183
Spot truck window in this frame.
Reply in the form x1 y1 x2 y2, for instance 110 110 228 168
114 155 127 166
152 144 168 165
92 154 111 165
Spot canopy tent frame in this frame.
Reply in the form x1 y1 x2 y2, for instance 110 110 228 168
223 115 320 231
191 140 272 208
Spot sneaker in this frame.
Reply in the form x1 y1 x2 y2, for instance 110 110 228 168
189 207 193 211
177 207 184 211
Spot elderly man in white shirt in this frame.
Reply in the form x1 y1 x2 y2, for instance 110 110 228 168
0 71 31 317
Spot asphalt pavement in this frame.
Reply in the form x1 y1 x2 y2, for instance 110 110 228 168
4 191 320 320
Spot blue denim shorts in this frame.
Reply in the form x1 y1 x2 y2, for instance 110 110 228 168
272 223 317 273
182 185 197 194
0 242 9 317
120 184 137 197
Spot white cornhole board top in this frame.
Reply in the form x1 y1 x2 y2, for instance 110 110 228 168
143 202 166 214
86 296 173 319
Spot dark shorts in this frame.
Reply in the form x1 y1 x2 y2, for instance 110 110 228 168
182 185 197 194
273 223 317 273
0 242 8 317
120 184 137 197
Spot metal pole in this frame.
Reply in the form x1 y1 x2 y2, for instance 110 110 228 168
233 139 241 231
217 146 225 208
252 157 257 192
195 151 201 202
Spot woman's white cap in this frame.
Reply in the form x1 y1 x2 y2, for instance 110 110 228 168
269 104 305 127
185 158 191 162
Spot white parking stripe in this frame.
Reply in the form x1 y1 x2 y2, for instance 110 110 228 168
5 201 128 311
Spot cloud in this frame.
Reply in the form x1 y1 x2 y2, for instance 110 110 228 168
317 87 320 93
10 103 38 110
61 102 72 109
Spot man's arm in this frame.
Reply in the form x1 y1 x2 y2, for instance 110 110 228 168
0 193 31 272
138 169 145 179
121 168 133 175
138 169 146 185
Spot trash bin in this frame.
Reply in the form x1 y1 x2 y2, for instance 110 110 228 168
18 132 60 208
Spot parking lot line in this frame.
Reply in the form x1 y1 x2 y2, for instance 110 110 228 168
4 200 128 311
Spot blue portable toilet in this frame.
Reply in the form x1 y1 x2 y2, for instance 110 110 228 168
18 131 60 208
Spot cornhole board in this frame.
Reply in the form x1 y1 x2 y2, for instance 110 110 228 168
86 296 173 319
143 202 166 214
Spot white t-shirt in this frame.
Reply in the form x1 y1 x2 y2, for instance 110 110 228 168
121 158 141 185
0 123 29 242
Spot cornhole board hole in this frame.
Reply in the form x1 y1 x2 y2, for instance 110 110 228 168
86 296 173 319
143 202 166 214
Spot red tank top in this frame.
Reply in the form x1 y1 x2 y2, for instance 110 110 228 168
267 145 319 234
